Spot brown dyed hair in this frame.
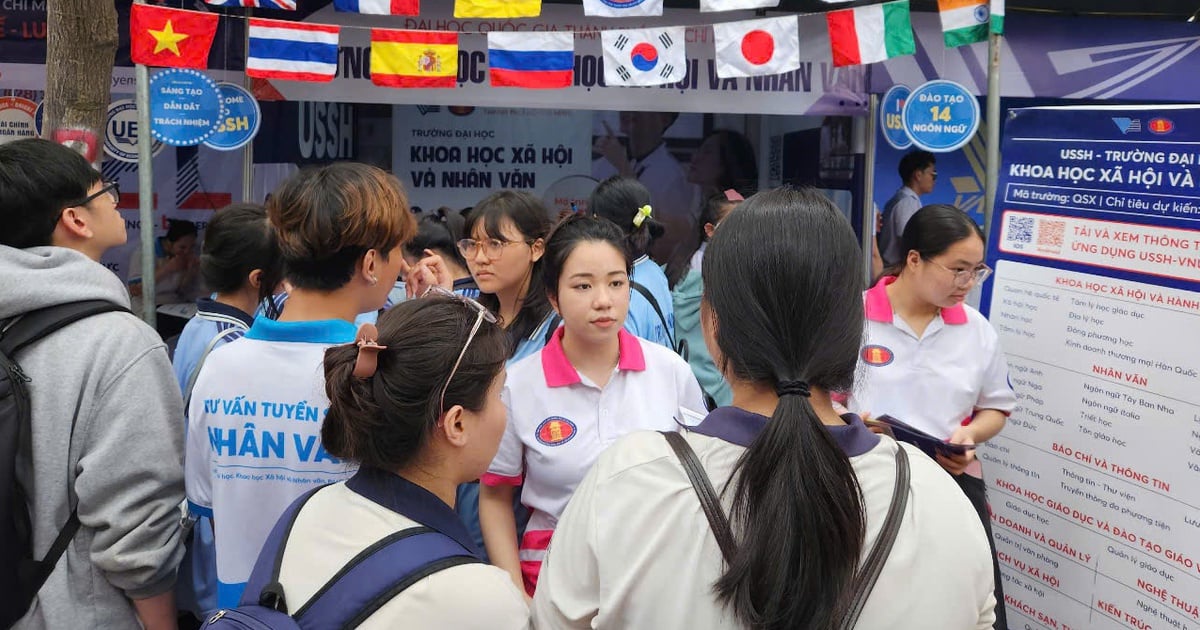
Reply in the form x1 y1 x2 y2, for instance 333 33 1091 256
268 162 416 291
322 296 508 469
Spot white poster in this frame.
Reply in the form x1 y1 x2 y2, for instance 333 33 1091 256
392 105 592 215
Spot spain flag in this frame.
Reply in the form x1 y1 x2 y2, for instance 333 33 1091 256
370 30 458 88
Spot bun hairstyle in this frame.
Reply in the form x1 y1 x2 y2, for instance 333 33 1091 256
322 296 508 470
588 175 665 260
200 204 273 294
463 190 553 344
703 187 866 629
541 213 631 301
267 162 416 291
891 204 985 276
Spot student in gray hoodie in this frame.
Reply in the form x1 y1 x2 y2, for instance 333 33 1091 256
0 139 186 629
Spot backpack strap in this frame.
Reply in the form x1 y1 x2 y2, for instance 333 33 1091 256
839 446 910 630
542 314 561 346
183 326 247 409
0 300 129 356
1 300 129 609
295 528 480 629
243 487 326 611
631 281 675 349
661 431 736 563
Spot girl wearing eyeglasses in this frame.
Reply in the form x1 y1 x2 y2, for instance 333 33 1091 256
845 203 1014 630
240 295 530 628
479 214 707 596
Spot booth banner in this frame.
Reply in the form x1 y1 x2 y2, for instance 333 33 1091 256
980 106 1200 630
262 4 867 115
392 105 592 213
873 12 1200 102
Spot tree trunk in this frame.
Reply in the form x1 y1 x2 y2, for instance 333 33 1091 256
44 0 118 168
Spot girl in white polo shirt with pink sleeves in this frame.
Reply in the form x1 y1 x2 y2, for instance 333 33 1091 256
479 214 706 596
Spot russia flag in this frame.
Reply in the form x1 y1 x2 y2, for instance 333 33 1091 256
246 19 339 83
487 32 574 89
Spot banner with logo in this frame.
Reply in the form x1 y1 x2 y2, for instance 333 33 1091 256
979 105 1200 630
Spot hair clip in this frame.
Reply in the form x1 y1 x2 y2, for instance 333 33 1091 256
352 323 388 379
632 204 653 228
723 189 745 202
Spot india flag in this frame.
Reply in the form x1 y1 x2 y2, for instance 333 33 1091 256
991 0 1005 34
826 0 916 68
938 0 988 48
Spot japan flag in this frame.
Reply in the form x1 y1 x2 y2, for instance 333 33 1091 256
601 27 687 87
712 16 800 79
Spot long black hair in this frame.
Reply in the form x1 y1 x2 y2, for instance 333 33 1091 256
199 204 273 295
704 187 866 629
463 190 553 348
890 204 985 276
588 175 664 260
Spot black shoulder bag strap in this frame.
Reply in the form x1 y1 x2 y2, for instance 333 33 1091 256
839 445 910 630
631 281 676 349
1 300 129 604
662 432 912 630
661 431 736 562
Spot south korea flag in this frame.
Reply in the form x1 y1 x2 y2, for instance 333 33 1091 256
602 27 687 87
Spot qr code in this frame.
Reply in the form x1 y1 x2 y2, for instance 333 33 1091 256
1008 215 1034 243
1037 220 1066 248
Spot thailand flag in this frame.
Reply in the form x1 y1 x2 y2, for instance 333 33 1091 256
204 0 297 10
333 0 419 15
487 32 574 89
245 18 339 83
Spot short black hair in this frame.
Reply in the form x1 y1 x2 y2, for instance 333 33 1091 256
200 204 274 294
899 204 985 265
0 138 101 249
542 214 631 301
165 218 198 243
898 150 936 185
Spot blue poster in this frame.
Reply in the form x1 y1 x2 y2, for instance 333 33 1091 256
879 84 911 150
902 80 980 153
979 106 1200 630
204 83 260 152
149 69 223 147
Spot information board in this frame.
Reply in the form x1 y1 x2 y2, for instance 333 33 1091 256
982 106 1200 630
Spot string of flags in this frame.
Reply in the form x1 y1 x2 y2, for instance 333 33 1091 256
131 0 1007 88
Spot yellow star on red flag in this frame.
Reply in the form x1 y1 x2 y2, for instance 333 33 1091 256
149 19 189 56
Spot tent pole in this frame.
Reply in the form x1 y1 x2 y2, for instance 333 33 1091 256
243 8 254 202
862 92 879 286
984 30 1002 236
135 52 156 329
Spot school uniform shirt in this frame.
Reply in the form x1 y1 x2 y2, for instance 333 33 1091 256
627 255 675 349
483 327 707 591
184 317 359 608
848 276 1016 442
171 298 254 617
532 407 997 630
275 467 530 630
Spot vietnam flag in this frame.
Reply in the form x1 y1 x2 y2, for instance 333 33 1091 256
131 4 218 69
370 30 458 88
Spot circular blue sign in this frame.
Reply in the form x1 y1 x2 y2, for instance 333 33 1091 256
34 100 44 136
879 84 912 150
203 83 261 151
901 80 981 153
149 69 223 147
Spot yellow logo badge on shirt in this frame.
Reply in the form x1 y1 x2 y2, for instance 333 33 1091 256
536 417 577 446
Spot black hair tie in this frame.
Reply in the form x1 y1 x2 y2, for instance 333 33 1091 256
775 380 811 398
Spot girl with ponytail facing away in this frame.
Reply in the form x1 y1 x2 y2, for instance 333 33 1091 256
253 295 530 628
532 188 997 630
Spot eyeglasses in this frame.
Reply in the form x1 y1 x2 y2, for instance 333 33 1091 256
457 237 534 260
925 258 992 287
67 181 120 208
422 286 498 416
